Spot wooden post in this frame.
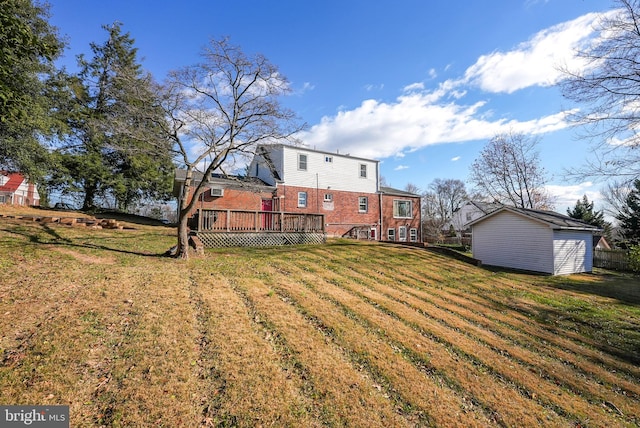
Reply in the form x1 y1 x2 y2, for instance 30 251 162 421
226 209 231 232
280 212 284 232
198 208 202 232
255 211 259 231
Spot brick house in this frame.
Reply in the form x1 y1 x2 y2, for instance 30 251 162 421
174 144 422 242
0 172 40 206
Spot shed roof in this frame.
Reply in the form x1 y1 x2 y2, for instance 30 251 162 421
467 206 601 232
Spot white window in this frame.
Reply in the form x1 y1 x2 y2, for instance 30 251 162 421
325 156 333 163
298 153 307 171
466 212 472 221
324 193 333 202
398 226 407 242
358 196 368 213
410 228 417 242
387 228 395 241
393 200 412 218
0 195 4 203
359 164 367 178
298 192 307 208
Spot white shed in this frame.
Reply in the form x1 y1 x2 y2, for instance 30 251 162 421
468 207 601 275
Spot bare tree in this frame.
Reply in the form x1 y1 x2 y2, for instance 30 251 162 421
160 38 304 258
601 179 634 221
559 0 640 180
404 182 420 194
470 131 553 209
421 178 467 239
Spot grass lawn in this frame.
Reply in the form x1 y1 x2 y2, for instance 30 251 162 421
1 208 639 427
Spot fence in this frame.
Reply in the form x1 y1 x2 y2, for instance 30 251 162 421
196 209 324 233
593 249 629 271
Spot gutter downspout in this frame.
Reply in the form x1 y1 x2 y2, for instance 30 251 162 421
379 191 383 242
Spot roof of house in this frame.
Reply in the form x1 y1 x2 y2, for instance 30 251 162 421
258 143 380 164
173 169 275 195
0 172 26 193
380 186 420 197
467 206 602 232
593 235 611 249
469 200 502 214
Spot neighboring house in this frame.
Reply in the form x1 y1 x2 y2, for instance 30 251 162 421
593 235 611 250
174 144 422 242
468 206 601 275
446 200 501 235
0 172 40 206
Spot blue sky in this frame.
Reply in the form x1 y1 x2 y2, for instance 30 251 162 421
46 0 616 214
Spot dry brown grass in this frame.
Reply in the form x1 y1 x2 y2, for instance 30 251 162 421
1 214 639 427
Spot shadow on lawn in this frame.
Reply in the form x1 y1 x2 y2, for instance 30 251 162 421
0 223 169 258
529 303 640 367
544 271 640 307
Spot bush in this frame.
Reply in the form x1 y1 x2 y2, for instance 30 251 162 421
628 245 640 272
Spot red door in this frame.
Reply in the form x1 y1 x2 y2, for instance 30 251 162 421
262 199 273 230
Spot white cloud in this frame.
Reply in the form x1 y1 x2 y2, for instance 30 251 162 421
403 82 424 92
299 11 610 161
394 165 409 171
296 81 315 95
300 91 574 160
545 181 602 211
463 12 611 94
451 156 461 162
364 83 384 91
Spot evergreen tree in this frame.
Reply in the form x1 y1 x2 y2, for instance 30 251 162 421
616 180 640 246
567 194 612 242
53 23 173 210
0 0 64 195
567 195 608 228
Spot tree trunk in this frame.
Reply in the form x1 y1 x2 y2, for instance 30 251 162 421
83 181 97 211
176 210 190 259
175 171 195 259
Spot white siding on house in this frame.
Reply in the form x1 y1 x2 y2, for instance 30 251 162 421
448 203 484 232
472 211 554 274
281 147 378 193
553 230 592 275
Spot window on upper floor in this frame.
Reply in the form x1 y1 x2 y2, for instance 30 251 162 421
325 156 333 163
393 200 412 218
298 153 307 171
359 163 367 178
358 196 368 213
298 192 307 208
324 193 333 202
466 212 472 221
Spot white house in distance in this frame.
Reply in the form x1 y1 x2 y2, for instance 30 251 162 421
0 172 40 206
446 200 501 235
468 206 601 275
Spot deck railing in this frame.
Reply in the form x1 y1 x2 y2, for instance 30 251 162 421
196 209 324 233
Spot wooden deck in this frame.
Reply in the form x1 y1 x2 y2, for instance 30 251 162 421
194 209 326 247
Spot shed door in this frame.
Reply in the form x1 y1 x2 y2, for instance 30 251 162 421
553 231 591 275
